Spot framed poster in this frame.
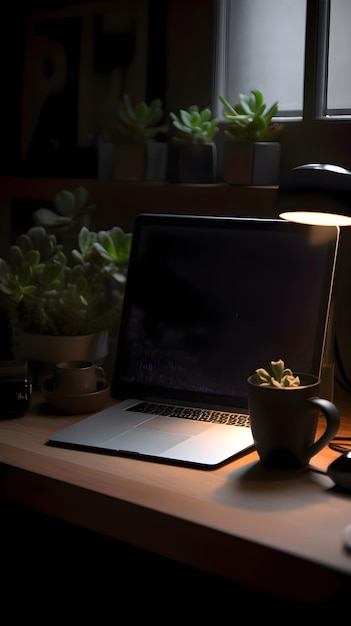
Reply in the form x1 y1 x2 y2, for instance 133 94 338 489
21 1 167 176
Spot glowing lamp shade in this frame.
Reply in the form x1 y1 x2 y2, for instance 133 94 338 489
280 211 351 227
278 164 351 227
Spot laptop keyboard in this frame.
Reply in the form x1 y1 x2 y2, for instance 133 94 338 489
127 401 250 427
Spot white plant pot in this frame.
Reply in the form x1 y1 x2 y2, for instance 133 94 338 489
223 141 281 185
112 142 168 181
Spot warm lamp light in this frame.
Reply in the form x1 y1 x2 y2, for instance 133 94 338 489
279 210 351 227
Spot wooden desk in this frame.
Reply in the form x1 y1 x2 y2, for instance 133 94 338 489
1 390 351 608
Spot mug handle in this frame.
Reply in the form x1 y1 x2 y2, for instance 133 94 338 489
95 365 107 388
306 397 340 458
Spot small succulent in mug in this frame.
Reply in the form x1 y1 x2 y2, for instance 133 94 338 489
256 359 300 388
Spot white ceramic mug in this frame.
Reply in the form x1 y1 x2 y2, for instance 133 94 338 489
54 360 106 395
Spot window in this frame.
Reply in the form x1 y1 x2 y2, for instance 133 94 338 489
327 0 351 114
214 0 351 121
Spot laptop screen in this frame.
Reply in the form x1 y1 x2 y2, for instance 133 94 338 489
111 214 339 410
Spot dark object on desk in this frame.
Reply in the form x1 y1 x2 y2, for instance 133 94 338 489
0 378 32 418
327 451 351 491
248 372 340 470
0 360 32 418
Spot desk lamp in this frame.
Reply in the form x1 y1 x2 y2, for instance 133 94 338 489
278 164 351 450
278 163 351 226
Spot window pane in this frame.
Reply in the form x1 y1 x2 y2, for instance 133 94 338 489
327 0 351 113
223 0 306 115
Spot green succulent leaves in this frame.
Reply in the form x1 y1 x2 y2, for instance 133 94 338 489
219 90 283 142
256 359 301 388
113 94 169 143
0 223 132 336
170 105 219 144
72 226 132 283
32 187 96 231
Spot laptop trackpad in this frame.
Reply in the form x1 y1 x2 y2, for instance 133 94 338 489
102 416 212 454
137 415 212 435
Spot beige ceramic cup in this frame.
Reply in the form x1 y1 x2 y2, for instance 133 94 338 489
247 373 340 469
54 360 106 395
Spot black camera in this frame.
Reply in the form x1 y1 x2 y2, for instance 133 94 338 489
0 360 32 418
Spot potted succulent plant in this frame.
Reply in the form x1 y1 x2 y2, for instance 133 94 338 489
108 93 169 181
0 193 132 369
219 90 283 185
254 359 301 387
247 359 340 469
168 105 219 183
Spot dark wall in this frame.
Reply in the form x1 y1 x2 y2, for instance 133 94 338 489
1 1 350 181
0 0 214 177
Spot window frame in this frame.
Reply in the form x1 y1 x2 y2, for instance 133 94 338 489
214 0 351 124
212 0 351 180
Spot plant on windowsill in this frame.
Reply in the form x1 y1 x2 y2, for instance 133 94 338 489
219 90 284 185
170 105 219 144
219 90 283 143
108 93 169 181
0 206 132 367
168 105 219 183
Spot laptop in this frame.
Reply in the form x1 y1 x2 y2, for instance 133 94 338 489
48 213 339 469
